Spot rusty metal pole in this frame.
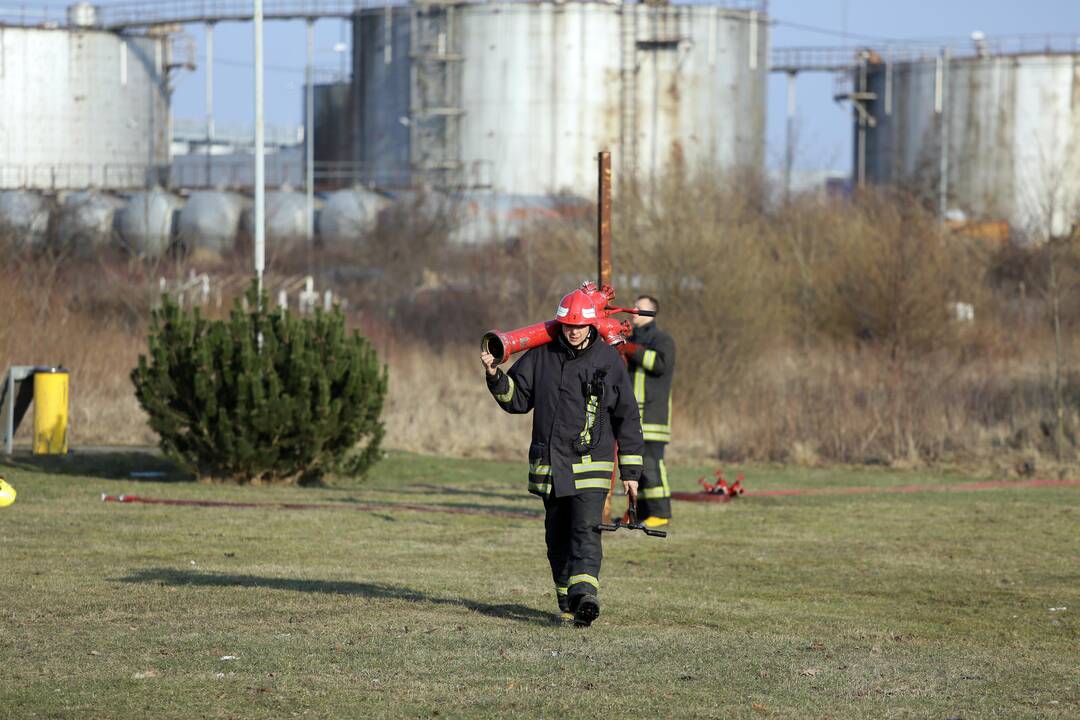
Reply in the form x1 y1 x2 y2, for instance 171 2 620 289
598 151 617 524
598 151 612 288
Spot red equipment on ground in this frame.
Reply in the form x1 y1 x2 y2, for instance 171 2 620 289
697 470 746 500
481 281 654 363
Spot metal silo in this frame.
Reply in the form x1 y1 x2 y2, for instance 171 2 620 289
350 1 767 195
0 190 52 249
115 190 183 258
313 82 355 170
859 43 1080 236
318 187 391 245
177 191 248 255
0 25 169 190
57 191 125 257
241 190 316 251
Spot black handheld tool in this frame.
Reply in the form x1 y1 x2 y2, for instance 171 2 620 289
597 499 667 538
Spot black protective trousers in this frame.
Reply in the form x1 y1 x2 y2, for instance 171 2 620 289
543 491 606 611
637 441 672 519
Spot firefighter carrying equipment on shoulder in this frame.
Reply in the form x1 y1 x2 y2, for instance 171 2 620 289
486 332 644 498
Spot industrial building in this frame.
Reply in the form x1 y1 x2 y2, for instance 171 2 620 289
1 0 769 254
3 0 1078 252
323 0 768 195
849 39 1080 236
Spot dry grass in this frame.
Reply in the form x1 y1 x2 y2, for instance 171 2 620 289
2 178 1079 473
0 254 157 446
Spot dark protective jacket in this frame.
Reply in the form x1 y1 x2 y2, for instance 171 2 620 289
626 321 676 443
487 329 645 498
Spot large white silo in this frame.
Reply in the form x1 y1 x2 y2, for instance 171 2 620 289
0 24 170 191
859 47 1080 237
350 1 768 196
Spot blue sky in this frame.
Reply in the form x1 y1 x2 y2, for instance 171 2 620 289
13 1 1080 174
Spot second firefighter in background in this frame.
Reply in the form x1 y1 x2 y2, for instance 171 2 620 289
618 295 676 528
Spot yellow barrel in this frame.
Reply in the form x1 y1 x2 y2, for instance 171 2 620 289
33 368 69 455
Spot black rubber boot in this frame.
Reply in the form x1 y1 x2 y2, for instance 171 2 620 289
572 596 600 627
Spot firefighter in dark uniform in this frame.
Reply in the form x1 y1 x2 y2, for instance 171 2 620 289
481 287 645 627
617 295 675 528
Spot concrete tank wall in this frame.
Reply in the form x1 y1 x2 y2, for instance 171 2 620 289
351 2 767 195
861 52 1080 236
313 82 355 167
0 26 170 190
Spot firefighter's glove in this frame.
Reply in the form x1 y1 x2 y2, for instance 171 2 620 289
616 343 642 361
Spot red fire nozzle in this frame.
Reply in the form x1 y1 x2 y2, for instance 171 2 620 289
481 281 651 364
482 321 560 365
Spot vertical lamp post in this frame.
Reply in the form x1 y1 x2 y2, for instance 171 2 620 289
306 19 315 250
254 0 266 295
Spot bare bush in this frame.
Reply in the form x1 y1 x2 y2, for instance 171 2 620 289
3 173 1080 472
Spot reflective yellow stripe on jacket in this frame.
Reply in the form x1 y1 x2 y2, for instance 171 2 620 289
529 460 552 496
642 427 671 442
634 367 646 413
572 460 615 474
495 376 516 403
571 454 614 490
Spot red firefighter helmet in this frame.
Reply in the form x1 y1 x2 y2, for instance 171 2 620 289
555 289 600 326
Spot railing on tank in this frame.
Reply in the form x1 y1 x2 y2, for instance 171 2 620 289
772 34 1080 73
168 159 303 189
313 162 411 190
1 0 769 30
0 164 162 190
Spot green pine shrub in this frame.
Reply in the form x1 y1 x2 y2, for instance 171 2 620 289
131 284 387 484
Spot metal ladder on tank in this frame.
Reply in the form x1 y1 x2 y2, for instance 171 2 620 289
408 2 465 190
619 6 639 182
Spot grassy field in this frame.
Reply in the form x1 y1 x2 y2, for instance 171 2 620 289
0 451 1077 719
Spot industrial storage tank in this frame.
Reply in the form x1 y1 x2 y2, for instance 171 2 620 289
318 187 391 245
115 190 183 258
0 191 51 249
57 191 125 257
0 19 170 191
241 190 317 252
313 83 355 168
350 0 768 195
177 191 248 255
857 42 1080 237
